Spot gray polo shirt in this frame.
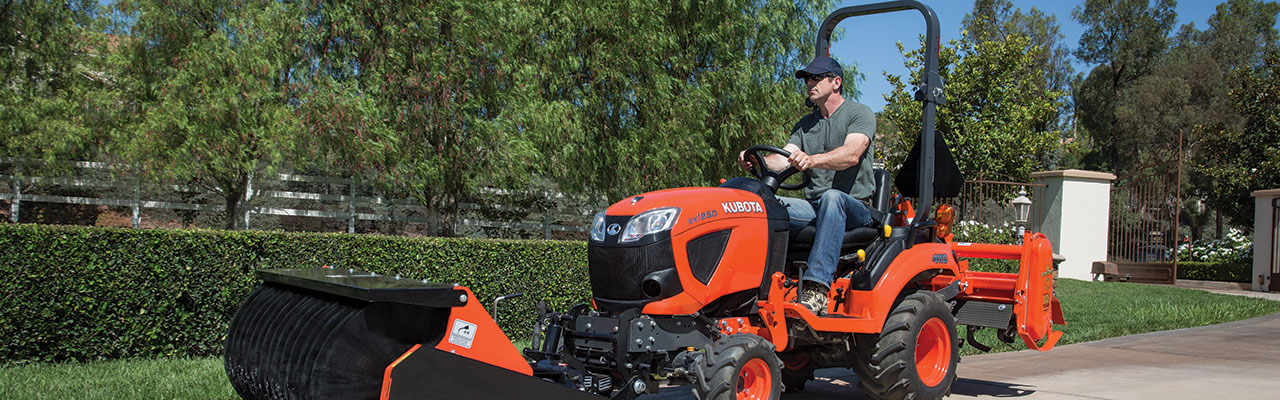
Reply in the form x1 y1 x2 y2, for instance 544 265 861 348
787 100 876 200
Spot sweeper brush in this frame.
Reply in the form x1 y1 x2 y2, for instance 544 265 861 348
223 2 1065 399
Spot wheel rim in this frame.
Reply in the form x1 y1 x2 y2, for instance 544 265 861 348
737 358 773 400
915 317 951 387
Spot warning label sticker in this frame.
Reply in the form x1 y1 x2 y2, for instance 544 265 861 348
448 319 477 349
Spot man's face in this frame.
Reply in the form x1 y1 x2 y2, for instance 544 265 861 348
804 73 840 103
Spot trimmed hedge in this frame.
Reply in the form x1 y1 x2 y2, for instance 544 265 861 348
1177 259 1252 283
0 224 589 365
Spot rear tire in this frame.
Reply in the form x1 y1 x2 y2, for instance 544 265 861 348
690 334 783 400
852 291 958 400
780 353 815 393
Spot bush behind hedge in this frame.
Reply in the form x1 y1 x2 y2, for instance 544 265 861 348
0 224 589 365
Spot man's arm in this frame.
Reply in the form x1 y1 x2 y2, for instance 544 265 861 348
787 133 870 171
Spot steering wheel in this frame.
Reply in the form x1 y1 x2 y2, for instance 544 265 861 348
742 145 810 192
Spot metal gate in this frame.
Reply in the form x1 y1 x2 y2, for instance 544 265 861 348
1107 171 1180 283
1271 198 1279 291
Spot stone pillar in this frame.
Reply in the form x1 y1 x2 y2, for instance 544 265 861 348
1030 170 1117 281
1252 189 1280 292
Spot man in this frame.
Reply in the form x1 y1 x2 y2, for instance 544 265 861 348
737 56 876 316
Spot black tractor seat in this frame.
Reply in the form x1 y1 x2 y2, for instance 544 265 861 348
786 168 893 259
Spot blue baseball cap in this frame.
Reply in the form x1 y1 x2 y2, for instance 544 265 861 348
794 56 844 79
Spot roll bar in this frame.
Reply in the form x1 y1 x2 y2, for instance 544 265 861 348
815 0 943 225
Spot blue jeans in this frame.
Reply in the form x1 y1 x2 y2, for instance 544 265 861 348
780 190 874 290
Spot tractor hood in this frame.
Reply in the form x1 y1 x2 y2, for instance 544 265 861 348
590 181 787 247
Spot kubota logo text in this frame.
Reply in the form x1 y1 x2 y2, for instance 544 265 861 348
721 201 763 214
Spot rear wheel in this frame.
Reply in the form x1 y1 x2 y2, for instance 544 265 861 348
780 353 816 393
852 291 958 400
690 334 783 400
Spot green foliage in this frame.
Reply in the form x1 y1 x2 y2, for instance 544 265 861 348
505 0 837 201
963 0 1075 130
0 0 109 175
110 0 305 229
1198 53 1280 228
881 33 1063 181
1071 0 1178 175
0 224 589 365
293 0 537 236
1177 261 1252 283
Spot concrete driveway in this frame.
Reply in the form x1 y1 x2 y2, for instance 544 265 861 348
644 311 1280 399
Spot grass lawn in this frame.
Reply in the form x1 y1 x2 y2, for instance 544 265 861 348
3 279 1278 399
0 357 235 400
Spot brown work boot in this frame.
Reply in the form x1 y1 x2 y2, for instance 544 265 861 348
797 284 828 316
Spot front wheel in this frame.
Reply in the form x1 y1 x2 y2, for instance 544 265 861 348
852 291 959 400
690 334 783 400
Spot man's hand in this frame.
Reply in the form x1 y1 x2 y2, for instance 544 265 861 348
737 150 755 172
788 150 819 171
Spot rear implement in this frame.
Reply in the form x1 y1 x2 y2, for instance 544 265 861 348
223 268 598 400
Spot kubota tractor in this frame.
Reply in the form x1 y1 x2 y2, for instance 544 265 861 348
222 2 1065 399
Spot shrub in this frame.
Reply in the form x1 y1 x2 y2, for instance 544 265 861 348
0 224 589 365
951 220 1020 273
1178 229 1252 263
1177 260 1252 283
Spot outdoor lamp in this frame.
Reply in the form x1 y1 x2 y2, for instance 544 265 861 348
1012 188 1031 243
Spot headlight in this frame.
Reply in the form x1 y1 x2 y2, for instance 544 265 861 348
589 212 606 242
620 207 680 243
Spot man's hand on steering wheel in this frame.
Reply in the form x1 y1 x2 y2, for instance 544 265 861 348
787 149 817 171
741 145 810 192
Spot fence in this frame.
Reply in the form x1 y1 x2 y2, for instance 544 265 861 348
941 178 1046 240
0 159 601 239
1107 172 1180 264
3 158 1056 241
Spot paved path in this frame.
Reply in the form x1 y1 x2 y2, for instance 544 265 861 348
645 310 1280 399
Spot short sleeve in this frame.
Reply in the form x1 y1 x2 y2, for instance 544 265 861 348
845 103 875 142
787 121 803 148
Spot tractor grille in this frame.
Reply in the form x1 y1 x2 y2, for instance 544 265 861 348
588 237 676 302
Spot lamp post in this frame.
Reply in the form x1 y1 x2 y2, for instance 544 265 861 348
1012 188 1032 244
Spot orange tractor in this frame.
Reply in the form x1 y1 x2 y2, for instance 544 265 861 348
222 1 1065 399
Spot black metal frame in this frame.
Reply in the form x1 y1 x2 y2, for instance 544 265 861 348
1272 198 1279 290
815 0 943 225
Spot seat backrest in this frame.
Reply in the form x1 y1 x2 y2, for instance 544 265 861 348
872 168 892 215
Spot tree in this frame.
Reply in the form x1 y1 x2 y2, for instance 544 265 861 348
295 0 838 237
506 0 838 201
1072 0 1177 175
112 0 304 229
1198 54 1280 228
293 0 539 236
1203 0 1280 72
1 0 107 175
963 0 1074 132
880 33 1063 182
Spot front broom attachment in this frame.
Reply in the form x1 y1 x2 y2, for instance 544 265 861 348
223 267 599 400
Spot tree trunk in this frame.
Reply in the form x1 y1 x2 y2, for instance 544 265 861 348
221 173 250 230
1214 211 1224 239
437 193 457 237
224 192 240 230
1108 62 1123 174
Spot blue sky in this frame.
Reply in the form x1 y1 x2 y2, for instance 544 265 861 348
831 0 1232 111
